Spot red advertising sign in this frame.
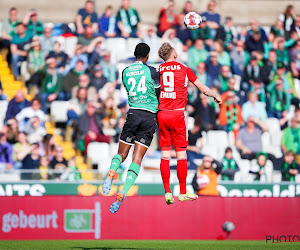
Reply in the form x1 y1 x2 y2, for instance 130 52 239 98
0 196 299 240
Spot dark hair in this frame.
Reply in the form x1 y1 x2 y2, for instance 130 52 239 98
225 147 232 153
42 134 55 156
134 43 150 59
32 98 41 104
194 116 202 128
10 7 17 12
285 150 296 158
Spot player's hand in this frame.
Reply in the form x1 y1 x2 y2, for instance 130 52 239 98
214 96 222 105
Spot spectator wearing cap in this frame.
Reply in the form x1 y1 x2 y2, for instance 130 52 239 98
245 30 264 54
68 44 88 72
72 74 97 102
10 23 33 79
90 65 108 91
100 51 117 83
24 116 47 144
261 50 277 85
16 99 45 132
190 16 213 48
67 88 88 125
5 91 31 123
187 39 209 72
142 25 161 63
76 0 98 34
279 151 300 181
290 40 300 79
12 132 30 169
201 0 221 39
116 0 141 38
175 13 192 52
98 5 117 37
62 60 85 101
39 23 55 57
23 9 43 36
158 0 178 36
27 38 45 76
267 79 291 122
47 41 68 74
241 54 261 93
205 51 221 86
230 40 250 76
0 129 13 171
242 91 267 122
281 117 300 158
78 101 110 154
0 81 7 101
215 16 236 51
39 57 64 113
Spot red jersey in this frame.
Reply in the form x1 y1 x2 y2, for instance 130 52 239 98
158 61 197 110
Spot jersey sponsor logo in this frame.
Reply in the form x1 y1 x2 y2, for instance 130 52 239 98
128 65 142 71
160 91 176 99
126 70 144 77
158 64 181 72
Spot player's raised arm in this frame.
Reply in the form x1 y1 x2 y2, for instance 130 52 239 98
193 78 222 104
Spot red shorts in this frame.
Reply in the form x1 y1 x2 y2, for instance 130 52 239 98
158 110 188 151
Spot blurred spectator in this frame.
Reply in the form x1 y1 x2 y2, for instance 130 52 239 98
60 157 81 181
242 92 267 122
143 25 161 63
27 38 45 75
214 40 231 66
270 19 285 38
16 98 45 132
245 30 264 54
50 145 67 179
182 1 193 15
205 52 221 85
158 0 178 36
86 37 106 68
21 143 40 180
116 0 141 38
190 16 213 48
102 97 117 129
33 155 53 180
90 65 108 91
187 39 209 72
267 79 291 122
78 25 96 48
40 57 64 113
10 23 33 79
249 152 269 181
221 147 239 180
237 25 248 43
192 156 220 196
23 9 43 36
279 151 299 182
162 28 184 61
230 40 250 76
72 74 97 102
186 117 205 169
99 82 121 106
216 65 231 92
223 77 245 105
78 102 110 154
100 52 117 83
241 54 261 93
175 13 192 51
68 44 88 72
39 23 55 57
236 117 270 161
47 41 68 74
1 7 19 42
294 15 300 38
76 0 98 34
196 62 210 86
276 38 289 66
261 50 277 84
12 132 30 169
215 16 236 51
24 116 47 144
281 117 300 158
67 88 88 124
114 115 126 142
201 0 220 38
218 91 243 133
247 18 267 41
290 40 300 79
263 33 276 60
0 129 13 171
62 60 85 100
40 134 55 159
279 5 295 36
6 118 19 144
0 81 7 101
98 5 117 37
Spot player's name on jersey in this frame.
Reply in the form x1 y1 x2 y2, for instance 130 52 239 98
160 91 176 99
126 70 145 77
158 64 181 72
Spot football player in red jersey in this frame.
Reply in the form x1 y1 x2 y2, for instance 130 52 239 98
157 42 222 204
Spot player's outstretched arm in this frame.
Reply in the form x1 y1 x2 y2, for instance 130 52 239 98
193 78 222 104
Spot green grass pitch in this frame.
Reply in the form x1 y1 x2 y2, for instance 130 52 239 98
0 240 300 250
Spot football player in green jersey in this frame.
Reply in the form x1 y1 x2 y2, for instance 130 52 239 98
102 43 160 213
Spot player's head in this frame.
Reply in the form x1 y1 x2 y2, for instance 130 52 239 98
158 42 177 62
134 42 150 63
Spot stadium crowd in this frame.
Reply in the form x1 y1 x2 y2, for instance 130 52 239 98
0 0 300 185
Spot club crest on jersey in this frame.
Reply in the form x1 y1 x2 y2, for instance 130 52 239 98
159 65 181 72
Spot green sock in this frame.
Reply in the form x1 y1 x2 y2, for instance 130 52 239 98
122 163 140 194
110 154 122 171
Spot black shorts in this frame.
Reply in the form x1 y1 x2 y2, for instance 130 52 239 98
120 109 157 148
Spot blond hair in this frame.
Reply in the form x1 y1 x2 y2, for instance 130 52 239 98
158 42 173 61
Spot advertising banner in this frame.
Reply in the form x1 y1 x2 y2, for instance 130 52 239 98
1 196 300 240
